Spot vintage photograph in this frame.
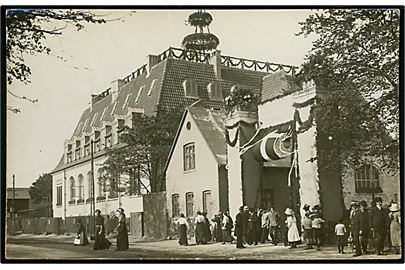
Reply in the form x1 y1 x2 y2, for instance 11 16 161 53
2 7 402 261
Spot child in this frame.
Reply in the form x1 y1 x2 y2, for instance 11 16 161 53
301 212 313 249
335 218 347 254
310 212 325 251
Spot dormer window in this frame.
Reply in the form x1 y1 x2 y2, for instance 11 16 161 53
135 86 144 103
84 136 90 157
123 94 131 109
147 79 157 96
117 119 125 142
91 113 98 126
111 102 118 116
207 81 223 101
183 79 199 98
76 140 81 148
94 131 101 152
75 148 81 160
105 125 112 148
82 119 89 132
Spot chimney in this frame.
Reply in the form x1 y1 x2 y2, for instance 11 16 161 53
148 54 160 72
110 79 125 102
209 50 222 80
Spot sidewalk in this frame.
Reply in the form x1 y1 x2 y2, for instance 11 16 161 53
6 233 403 260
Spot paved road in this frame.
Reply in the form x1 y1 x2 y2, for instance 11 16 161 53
4 235 403 261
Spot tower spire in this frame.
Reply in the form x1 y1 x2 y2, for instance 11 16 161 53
182 10 219 52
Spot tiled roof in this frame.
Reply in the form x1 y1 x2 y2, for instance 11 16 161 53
188 105 227 165
261 70 297 103
7 188 31 200
56 52 272 172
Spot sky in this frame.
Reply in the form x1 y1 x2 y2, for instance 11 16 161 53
6 9 317 188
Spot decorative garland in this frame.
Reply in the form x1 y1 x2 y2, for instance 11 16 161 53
225 119 257 129
293 97 317 108
293 106 316 134
225 126 239 147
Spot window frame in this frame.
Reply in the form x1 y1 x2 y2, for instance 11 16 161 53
354 164 382 194
172 194 180 217
183 143 196 171
185 192 194 217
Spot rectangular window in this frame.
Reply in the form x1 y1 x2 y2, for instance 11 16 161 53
129 169 141 196
117 119 125 142
56 186 62 206
202 190 212 218
84 144 90 157
172 194 180 217
186 192 194 217
183 143 195 171
123 94 131 109
67 152 73 163
75 148 81 160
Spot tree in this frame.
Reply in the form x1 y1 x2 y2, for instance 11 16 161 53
29 173 53 217
102 107 184 195
297 9 400 172
5 9 134 112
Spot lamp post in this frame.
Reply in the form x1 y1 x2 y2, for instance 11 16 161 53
12 174 16 235
90 139 96 240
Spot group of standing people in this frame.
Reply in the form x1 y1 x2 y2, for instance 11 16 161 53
235 206 281 248
347 197 401 256
73 207 129 252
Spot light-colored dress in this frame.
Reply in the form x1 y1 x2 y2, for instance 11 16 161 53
389 211 401 247
286 215 300 242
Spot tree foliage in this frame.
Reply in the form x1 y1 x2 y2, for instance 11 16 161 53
6 9 107 85
102 107 184 194
297 9 400 172
29 173 52 204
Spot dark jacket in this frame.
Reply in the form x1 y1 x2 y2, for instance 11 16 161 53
235 211 244 236
369 206 389 232
351 210 369 236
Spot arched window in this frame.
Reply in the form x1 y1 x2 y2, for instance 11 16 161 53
77 174 84 201
355 164 382 193
97 168 106 198
69 177 76 203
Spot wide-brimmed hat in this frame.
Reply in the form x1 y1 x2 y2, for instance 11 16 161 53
389 204 400 212
243 206 249 211
350 201 359 207
285 208 294 215
116 208 124 213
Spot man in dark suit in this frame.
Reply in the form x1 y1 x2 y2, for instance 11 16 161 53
369 197 390 255
352 201 370 256
235 206 246 248
358 200 370 254
351 202 362 256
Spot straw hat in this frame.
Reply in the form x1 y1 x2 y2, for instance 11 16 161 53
284 208 294 216
389 203 400 212
243 206 249 211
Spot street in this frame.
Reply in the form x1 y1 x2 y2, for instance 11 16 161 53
4 234 403 261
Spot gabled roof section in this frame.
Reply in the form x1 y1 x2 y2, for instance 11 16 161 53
188 105 227 165
7 188 31 200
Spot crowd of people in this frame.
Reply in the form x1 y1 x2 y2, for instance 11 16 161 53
175 197 401 256
73 207 129 251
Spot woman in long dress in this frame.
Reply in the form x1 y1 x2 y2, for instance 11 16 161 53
221 210 234 244
176 213 189 246
195 211 206 244
93 209 112 250
389 204 401 254
285 208 300 248
115 208 129 251
76 219 89 246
